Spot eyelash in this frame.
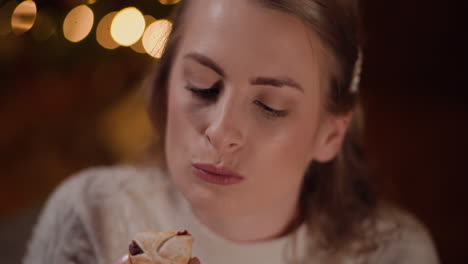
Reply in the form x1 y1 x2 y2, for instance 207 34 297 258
186 81 222 100
254 100 288 118
185 82 288 118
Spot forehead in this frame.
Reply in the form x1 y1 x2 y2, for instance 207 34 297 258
176 0 330 91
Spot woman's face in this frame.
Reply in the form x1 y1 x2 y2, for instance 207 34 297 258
165 0 339 218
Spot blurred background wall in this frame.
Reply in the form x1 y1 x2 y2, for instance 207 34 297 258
0 0 466 263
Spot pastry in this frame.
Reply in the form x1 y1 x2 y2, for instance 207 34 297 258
128 230 193 264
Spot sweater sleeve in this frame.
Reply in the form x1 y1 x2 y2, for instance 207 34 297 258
370 208 440 264
23 171 103 264
379 226 439 264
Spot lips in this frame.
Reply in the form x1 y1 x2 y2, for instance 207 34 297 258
192 163 244 185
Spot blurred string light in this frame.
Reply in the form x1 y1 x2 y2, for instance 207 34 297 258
96 11 119 49
111 7 145 46
142 19 172 58
159 0 181 5
130 15 156 54
0 1 17 36
11 0 37 35
63 5 94 43
31 10 56 42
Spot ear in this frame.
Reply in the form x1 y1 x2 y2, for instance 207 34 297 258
311 111 353 163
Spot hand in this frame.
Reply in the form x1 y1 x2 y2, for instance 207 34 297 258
113 254 201 264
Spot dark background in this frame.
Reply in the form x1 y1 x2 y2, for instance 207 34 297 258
0 0 466 263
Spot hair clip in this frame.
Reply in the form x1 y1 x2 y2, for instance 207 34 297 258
349 48 363 93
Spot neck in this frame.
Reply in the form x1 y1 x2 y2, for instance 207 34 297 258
191 195 301 243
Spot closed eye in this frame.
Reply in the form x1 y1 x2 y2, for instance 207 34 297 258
254 100 288 118
185 80 223 100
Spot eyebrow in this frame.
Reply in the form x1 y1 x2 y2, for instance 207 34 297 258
183 52 225 77
183 52 303 93
250 76 304 93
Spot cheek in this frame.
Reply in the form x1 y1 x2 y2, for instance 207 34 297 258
167 85 209 135
261 113 319 164
271 128 314 173
167 86 200 139
165 86 202 193
165 84 210 171
284 121 317 160
285 104 322 163
166 92 186 144
238 131 311 211
250 116 319 190
165 87 195 167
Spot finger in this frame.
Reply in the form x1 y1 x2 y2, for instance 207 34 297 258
112 254 131 264
189 257 201 264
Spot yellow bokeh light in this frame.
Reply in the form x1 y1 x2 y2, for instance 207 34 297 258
11 0 37 35
159 0 181 5
111 7 145 46
96 12 119 49
130 15 156 54
63 5 94 43
143 19 172 58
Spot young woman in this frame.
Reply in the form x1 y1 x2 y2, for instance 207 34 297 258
24 0 439 263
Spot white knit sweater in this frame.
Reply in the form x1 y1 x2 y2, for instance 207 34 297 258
23 166 439 264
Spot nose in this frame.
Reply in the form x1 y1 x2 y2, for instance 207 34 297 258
204 98 245 155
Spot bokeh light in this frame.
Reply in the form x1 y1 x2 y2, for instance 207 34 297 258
130 15 156 54
96 12 119 49
63 5 94 43
31 10 56 42
110 7 145 47
11 0 37 35
159 0 182 5
142 19 172 58
0 1 17 36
